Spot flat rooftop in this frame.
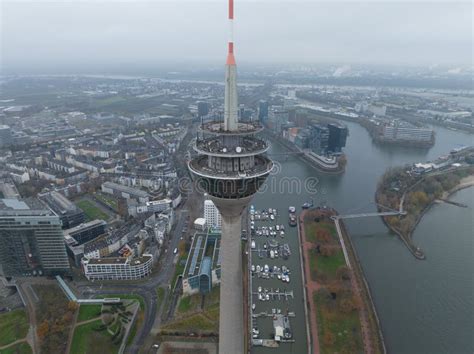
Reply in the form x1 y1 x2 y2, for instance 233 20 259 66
0 198 55 217
86 254 152 265
64 219 107 236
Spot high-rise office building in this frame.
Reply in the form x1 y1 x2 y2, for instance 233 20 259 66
0 198 70 277
198 101 209 117
258 100 269 122
327 123 348 153
0 125 12 147
204 199 222 229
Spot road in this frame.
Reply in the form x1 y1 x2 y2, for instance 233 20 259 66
17 124 194 354
72 207 188 354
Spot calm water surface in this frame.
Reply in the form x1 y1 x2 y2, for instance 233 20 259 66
252 122 473 354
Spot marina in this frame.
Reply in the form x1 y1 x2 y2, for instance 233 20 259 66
248 205 307 352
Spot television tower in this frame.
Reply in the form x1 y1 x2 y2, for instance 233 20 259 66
188 0 273 352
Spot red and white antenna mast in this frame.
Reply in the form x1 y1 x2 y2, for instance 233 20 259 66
226 0 236 65
224 0 238 131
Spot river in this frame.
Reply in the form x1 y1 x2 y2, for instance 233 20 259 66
251 122 473 354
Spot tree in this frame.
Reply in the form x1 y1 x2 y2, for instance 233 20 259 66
316 229 332 243
336 265 351 281
323 330 336 346
320 245 335 257
37 320 50 339
340 297 357 313
68 301 79 312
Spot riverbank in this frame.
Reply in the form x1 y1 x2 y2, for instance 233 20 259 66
376 166 474 259
264 130 346 174
296 105 435 148
299 208 385 354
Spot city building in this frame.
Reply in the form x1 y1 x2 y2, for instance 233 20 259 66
198 101 209 117
63 219 107 245
258 100 269 122
204 199 222 228
381 124 433 143
81 254 153 281
101 181 150 203
182 229 221 295
0 125 12 147
327 123 348 153
39 191 85 229
187 1 273 351
0 198 70 276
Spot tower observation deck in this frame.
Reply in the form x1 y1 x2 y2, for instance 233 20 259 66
187 1 273 352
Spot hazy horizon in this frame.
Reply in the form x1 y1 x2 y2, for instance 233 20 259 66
1 1 472 74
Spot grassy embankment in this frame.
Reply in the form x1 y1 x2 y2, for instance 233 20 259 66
161 287 220 335
304 211 364 354
71 301 138 354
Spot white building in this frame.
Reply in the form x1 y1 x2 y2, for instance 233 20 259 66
382 125 433 142
194 218 207 231
82 254 153 281
204 199 222 229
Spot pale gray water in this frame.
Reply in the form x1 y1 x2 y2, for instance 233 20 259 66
252 122 473 354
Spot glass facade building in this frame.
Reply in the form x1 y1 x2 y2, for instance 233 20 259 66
0 198 70 276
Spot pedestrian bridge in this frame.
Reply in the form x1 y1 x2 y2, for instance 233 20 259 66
331 210 407 220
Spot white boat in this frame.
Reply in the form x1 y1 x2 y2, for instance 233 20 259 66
276 225 280 231
270 250 275 259
289 206 296 213
277 274 281 280
266 294 270 301
256 265 261 272
252 303 256 310
258 286 262 293
251 265 255 272
251 240 256 249
270 214 275 220
264 264 269 272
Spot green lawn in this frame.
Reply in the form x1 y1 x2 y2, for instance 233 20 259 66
317 250 346 277
314 291 364 354
304 221 338 244
177 294 201 314
0 342 32 354
70 320 119 354
156 287 165 310
0 309 29 346
76 200 109 221
77 305 102 322
95 193 118 211
162 313 217 333
171 255 187 290
309 249 346 282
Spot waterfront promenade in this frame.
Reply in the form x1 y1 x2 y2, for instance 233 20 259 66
299 208 385 354
298 214 320 354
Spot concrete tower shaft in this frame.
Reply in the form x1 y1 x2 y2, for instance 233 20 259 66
187 0 273 352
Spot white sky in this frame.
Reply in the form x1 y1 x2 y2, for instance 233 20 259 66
1 1 472 70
